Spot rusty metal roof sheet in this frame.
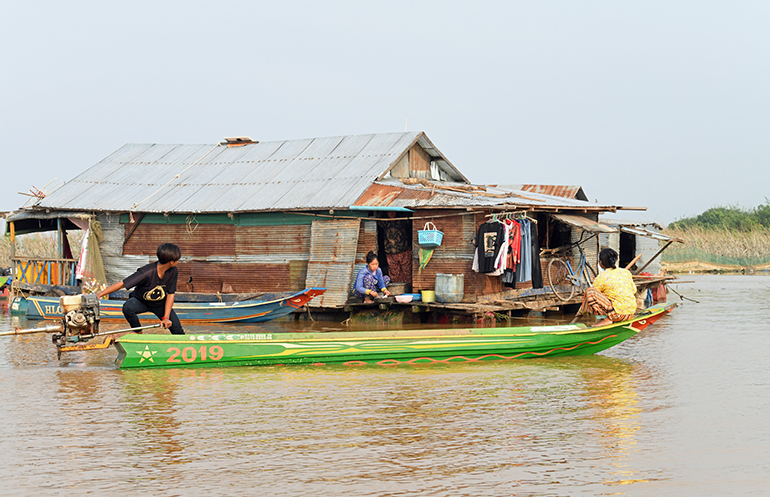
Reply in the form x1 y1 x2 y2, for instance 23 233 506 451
34 132 465 214
497 185 588 201
359 181 620 212
551 214 616 233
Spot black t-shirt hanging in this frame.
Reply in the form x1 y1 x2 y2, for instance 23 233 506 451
475 222 505 273
123 262 178 307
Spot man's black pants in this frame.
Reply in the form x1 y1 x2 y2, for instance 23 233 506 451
122 297 185 335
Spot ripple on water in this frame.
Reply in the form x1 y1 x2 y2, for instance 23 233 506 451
1 274 770 495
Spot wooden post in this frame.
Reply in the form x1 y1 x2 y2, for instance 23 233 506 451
57 218 63 284
9 221 16 298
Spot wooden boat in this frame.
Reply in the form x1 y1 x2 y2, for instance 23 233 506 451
113 302 676 369
20 288 326 323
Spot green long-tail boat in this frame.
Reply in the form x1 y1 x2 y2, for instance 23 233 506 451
113 303 675 369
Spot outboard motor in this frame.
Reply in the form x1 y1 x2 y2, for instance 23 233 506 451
51 294 102 350
9 294 157 359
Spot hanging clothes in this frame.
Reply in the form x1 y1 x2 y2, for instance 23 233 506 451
505 219 522 269
503 219 521 288
515 219 532 283
377 218 412 283
530 220 543 289
489 221 510 276
473 221 506 273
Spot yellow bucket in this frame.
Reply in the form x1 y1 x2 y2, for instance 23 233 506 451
421 290 436 303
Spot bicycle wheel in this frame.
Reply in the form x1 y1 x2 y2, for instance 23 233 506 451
547 258 575 301
582 261 596 286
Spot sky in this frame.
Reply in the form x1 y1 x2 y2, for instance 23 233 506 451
2 1 769 228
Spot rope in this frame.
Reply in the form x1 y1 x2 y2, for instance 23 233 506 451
667 285 699 304
186 214 199 237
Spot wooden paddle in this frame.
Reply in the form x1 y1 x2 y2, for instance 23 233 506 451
625 254 642 270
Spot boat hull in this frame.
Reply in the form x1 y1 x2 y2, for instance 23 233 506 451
21 288 326 323
114 303 675 369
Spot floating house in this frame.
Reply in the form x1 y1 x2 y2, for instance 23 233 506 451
598 220 674 274
5 132 641 317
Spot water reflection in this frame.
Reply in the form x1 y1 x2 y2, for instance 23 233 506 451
115 369 189 465
580 357 648 486
3 275 770 495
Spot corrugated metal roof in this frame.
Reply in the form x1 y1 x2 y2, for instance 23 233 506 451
361 181 621 212
619 226 683 243
35 132 465 214
551 214 616 233
600 219 664 230
497 185 588 201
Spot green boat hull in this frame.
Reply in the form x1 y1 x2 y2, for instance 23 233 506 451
114 303 674 369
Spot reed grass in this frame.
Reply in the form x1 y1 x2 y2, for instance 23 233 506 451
1 232 84 268
664 226 770 259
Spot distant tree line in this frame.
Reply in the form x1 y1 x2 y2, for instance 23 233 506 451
668 201 770 231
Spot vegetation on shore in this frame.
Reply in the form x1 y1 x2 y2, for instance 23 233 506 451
663 202 770 270
1 232 83 268
668 203 770 231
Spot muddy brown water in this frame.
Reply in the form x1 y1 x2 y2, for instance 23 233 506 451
1 274 769 496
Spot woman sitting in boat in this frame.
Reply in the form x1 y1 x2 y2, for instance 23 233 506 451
354 251 391 303
581 248 637 327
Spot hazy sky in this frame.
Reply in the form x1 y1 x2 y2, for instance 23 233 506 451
2 1 769 227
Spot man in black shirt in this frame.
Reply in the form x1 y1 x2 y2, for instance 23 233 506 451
97 243 184 334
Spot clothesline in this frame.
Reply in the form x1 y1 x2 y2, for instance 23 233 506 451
472 211 543 288
484 211 537 224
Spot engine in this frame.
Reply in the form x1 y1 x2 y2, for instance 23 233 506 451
51 294 101 349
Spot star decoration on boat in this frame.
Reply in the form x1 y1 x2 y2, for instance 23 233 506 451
136 345 158 363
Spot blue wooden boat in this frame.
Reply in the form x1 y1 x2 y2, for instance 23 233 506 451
19 288 326 323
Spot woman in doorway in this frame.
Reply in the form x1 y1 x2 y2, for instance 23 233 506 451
354 251 391 303
580 248 637 327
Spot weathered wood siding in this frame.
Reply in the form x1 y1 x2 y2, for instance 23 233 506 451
123 223 237 257
409 145 431 177
385 144 432 180
105 214 315 294
177 262 290 293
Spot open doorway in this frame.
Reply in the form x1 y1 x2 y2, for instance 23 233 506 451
619 231 636 269
377 213 413 284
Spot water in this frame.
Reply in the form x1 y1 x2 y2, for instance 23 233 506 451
1 274 769 496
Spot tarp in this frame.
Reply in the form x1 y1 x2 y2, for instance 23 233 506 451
74 218 107 287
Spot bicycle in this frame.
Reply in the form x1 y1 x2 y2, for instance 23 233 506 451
543 233 597 301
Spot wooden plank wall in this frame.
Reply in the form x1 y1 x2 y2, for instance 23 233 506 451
122 222 311 293
123 223 236 257
177 262 290 293
409 145 431 177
